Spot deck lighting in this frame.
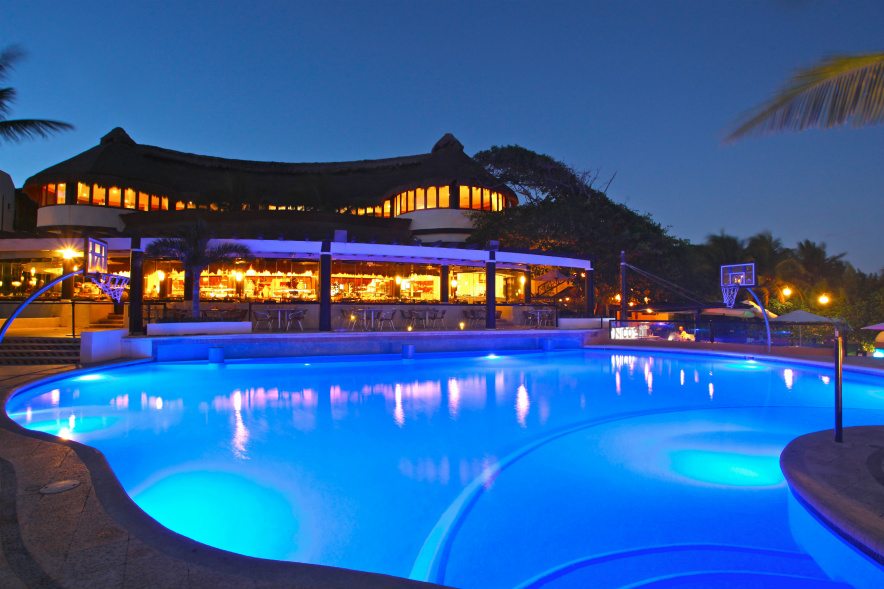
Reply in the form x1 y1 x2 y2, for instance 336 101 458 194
59 247 79 260
406 325 413 332
458 321 465 330
817 294 831 305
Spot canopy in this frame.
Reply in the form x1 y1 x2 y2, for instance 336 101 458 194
771 310 834 323
862 323 884 331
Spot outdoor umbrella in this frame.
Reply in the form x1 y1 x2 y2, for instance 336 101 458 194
772 310 836 347
861 323 884 331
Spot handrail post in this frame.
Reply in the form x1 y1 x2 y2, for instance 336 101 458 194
834 327 843 443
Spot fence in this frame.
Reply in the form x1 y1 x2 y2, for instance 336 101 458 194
610 319 840 349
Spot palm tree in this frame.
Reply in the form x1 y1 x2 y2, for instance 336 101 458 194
145 220 252 318
727 53 884 141
0 45 73 143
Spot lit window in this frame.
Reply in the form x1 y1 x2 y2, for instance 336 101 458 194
427 186 437 209
161 196 169 210
77 182 90 204
57 183 67 204
175 201 185 210
408 190 415 212
375 205 382 217
394 195 401 216
384 201 391 217
416 188 425 210
109 187 121 207
138 192 150 211
209 202 219 211
459 185 470 208
187 201 196 209
92 185 106 206
439 186 450 208
124 189 136 209
150 195 160 211
43 184 57 206
472 187 481 210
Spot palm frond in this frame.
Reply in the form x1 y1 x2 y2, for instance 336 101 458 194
0 87 16 115
144 238 189 262
727 53 884 141
0 46 23 82
205 243 252 265
0 119 74 142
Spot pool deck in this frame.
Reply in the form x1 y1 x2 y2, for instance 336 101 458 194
0 342 881 587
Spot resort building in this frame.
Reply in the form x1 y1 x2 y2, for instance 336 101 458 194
0 130 593 332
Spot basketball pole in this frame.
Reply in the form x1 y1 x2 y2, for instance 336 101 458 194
619 250 628 326
834 326 843 443
745 288 771 353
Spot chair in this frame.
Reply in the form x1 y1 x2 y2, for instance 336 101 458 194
377 309 396 331
399 309 415 330
431 309 446 329
253 310 273 331
284 309 307 332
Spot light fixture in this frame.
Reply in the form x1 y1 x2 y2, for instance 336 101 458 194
782 286 792 298
519 275 526 284
459 321 465 330
234 271 244 282
818 294 831 305
156 270 165 281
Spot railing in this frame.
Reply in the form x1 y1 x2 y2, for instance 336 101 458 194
609 319 840 349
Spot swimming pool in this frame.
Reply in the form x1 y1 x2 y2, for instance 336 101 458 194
6 349 884 588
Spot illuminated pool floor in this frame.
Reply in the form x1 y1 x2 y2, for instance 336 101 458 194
6 350 884 588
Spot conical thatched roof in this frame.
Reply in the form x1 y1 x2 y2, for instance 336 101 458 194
23 129 516 210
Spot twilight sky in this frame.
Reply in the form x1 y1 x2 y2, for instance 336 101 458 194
2 1 882 272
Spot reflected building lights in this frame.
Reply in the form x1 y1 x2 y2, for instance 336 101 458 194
784 369 794 391
615 371 621 395
394 384 405 427
447 378 460 419
680 369 685 386
516 384 530 427
708 383 714 400
231 390 250 459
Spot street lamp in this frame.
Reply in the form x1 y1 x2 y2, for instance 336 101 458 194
818 293 831 305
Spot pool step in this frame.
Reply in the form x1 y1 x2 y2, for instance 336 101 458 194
0 337 80 365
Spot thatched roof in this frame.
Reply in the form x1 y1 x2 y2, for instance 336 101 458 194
23 129 516 209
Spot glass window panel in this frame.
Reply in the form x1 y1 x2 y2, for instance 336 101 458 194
459 185 470 208
415 188 425 210
109 187 121 207
427 186 437 209
408 190 415 212
92 185 106 206
138 192 150 211
483 188 492 210
175 200 185 210
124 189 136 209
77 182 90 204
439 186 450 208
161 196 169 210
187 201 196 209
375 206 382 217
150 195 160 211
43 184 57 206
384 200 391 217
57 183 67 204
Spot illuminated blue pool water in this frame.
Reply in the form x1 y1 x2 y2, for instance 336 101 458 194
7 349 884 588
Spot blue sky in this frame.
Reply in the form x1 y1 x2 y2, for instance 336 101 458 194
2 1 882 272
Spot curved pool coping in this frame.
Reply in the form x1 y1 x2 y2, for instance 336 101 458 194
2 348 882 587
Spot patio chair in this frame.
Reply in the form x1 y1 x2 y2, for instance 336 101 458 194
430 309 446 329
399 309 415 330
284 309 307 332
377 309 397 331
252 310 273 331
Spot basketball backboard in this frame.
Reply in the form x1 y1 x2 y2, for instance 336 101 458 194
85 237 108 275
720 263 755 287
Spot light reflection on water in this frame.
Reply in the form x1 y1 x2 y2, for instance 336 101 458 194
6 350 884 587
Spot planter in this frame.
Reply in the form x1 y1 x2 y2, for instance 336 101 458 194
146 321 252 336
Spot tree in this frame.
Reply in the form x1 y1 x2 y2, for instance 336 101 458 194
727 53 884 140
0 45 73 143
145 220 252 318
470 145 695 311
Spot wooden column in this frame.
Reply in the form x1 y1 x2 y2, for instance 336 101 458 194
319 241 332 331
440 265 449 303
585 269 594 316
61 259 74 299
523 269 532 304
485 252 496 329
128 237 144 334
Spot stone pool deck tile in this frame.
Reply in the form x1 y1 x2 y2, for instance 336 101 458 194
0 364 447 588
780 426 884 564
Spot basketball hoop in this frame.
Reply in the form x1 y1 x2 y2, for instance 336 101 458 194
87 273 129 304
721 285 740 309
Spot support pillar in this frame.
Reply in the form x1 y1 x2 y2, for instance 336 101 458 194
523 269 532 304
128 237 144 334
584 269 594 316
485 252 496 329
183 271 193 301
61 259 74 299
440 265 449 303
619 250 628 325
319 241 332 331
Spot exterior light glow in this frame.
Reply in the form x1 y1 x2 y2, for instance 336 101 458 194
459 321 465 330
59 247 79 260
519 275 526 284
234 271 243 282
395 275 402 285
817 294 831 305
782 287 792 298
156 270 165 281
614 294 622 302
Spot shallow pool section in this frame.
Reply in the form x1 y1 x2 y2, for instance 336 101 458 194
7 350 884 588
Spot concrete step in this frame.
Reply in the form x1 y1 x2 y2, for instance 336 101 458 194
0 337 80 365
